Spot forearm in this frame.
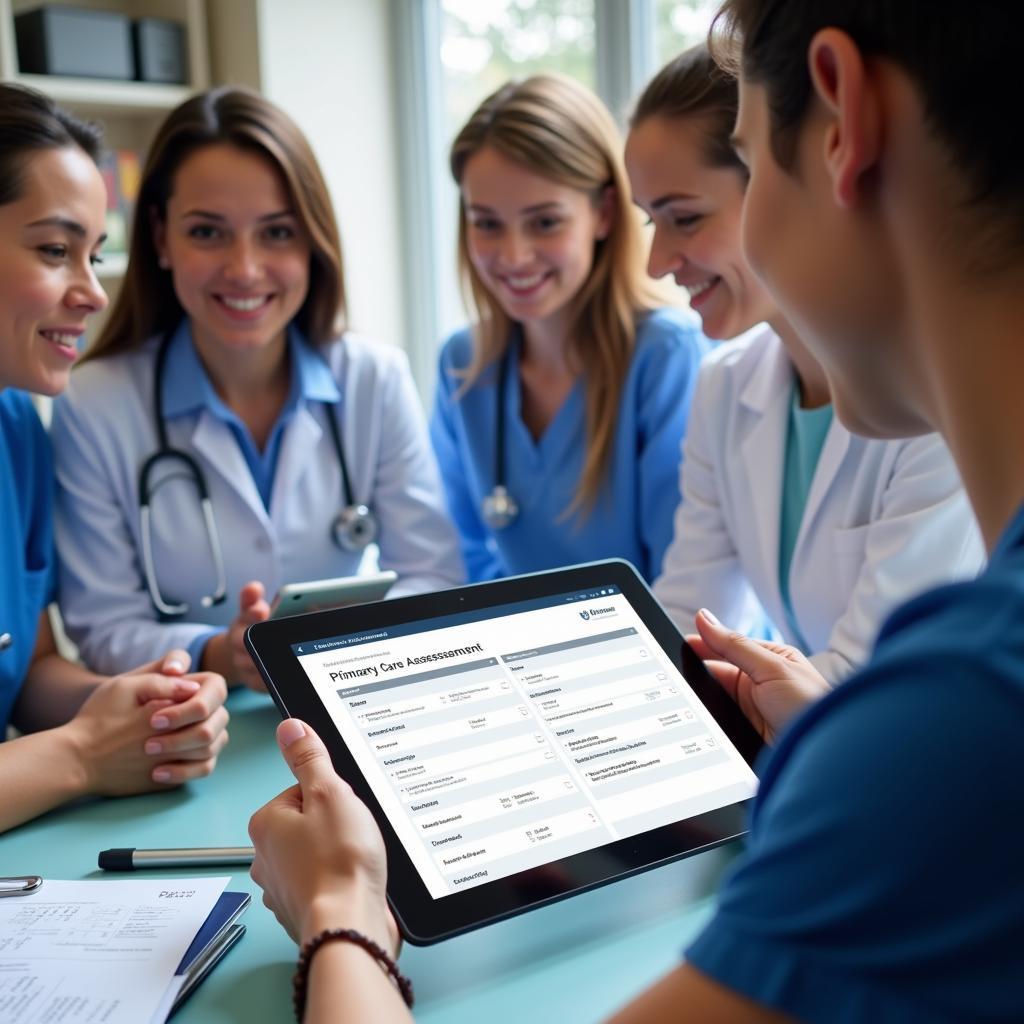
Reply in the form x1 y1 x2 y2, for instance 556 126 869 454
14 637 101 734
0 725 88 833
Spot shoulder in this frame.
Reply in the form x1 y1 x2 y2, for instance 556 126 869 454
62 341 157 410
325 332 411 382
690 324 776 400
437 326 476 374
634 306 708 361
0 389 49 465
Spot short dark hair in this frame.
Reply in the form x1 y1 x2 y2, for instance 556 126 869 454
0 83 103 206
714 0 1024 242
631 43 743 175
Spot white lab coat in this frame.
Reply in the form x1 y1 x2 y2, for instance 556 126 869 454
52 332 464 675
653 325 984 683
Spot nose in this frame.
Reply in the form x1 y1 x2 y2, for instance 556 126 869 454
499 229 532 269
224 237 261 282
66 263 108 315
646 225 683 281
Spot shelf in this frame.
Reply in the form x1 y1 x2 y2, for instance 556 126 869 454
96 252 129 278
13 72 193 114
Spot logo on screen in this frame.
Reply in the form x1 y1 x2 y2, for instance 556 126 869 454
579 610 590 620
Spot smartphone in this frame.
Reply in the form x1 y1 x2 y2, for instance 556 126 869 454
270 571 397 619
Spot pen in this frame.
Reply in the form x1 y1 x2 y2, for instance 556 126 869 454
98 847 255 871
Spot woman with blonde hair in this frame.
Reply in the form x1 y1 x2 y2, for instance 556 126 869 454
431 73 707 582
52 87 462 690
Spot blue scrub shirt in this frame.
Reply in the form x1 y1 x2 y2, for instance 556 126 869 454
0 390 56 733
430 308 708 583
686 503 1024 1022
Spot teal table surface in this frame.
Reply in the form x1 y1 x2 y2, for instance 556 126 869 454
0 690 740 1023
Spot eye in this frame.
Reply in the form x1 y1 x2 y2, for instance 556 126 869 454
38 244 68 260
673 213 702 230
264 223 296 242
187 223 221 241
470 217 500 233
89 252 105 267
532 214 562 232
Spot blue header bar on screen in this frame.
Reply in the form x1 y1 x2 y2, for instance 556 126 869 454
289 585 622 656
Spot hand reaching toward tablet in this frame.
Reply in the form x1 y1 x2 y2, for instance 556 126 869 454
249 719 399 958
203 581 271 692
687 609 832 744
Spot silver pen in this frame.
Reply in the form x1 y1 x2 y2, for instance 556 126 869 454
98 847 254 870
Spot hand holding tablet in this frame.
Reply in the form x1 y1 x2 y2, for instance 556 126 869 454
246 560 764 944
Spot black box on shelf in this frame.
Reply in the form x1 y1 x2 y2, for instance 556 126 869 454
15 5 135 80
133 18 186 84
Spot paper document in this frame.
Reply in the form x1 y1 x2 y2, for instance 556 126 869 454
0 875 228 1024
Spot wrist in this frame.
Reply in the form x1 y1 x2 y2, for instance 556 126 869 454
300 888 393 955
52 719 95 799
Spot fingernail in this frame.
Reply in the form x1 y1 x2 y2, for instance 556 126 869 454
176 679 200 692
278 719 306 748
152 715 171 730
164 658 186 673
145 740 162 755
153 769 172 783
699 608 721 626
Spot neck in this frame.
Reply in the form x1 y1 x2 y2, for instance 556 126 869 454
908 261 1024 553
520 311 576 377
769 314 831 408
191 326 290 412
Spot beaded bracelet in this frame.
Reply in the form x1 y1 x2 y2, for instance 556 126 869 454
293 927 414 1020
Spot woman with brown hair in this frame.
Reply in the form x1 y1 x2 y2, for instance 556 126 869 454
51 87 462 690
430 73 708 583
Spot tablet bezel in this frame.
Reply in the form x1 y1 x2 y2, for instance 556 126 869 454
246 559 764 945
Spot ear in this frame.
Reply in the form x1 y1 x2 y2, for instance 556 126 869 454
807 28 882 209
594 184 616 240
149 205 170 269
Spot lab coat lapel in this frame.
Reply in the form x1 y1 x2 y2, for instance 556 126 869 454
795 418 850 548
269 405 324 523
190 410 269 528
739 336 792 607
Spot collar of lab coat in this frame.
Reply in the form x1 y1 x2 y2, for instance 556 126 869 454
160 319 341 420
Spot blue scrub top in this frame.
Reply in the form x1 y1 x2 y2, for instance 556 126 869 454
0 390 56 733
686 503 1024 1023
430 308 708 583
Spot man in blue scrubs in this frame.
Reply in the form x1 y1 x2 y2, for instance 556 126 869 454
243 3 1023 1019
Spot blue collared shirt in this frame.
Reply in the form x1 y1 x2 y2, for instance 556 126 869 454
161 320 340 511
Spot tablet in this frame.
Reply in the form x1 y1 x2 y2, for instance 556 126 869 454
246 559 763 945
270 571 397 619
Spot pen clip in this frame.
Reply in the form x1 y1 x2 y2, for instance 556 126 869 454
0 876 43 897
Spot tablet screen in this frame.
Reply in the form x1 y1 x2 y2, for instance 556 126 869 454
289 584 758 899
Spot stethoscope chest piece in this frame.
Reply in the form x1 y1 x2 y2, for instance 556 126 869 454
333 503 378 552
482 485 519 530
0 632 12 653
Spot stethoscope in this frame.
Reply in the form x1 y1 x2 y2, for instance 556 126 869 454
138 330 378 618
480 347 520 530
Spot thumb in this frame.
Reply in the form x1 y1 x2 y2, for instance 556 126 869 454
695 609 784 685
125 648 192 677
277 719 339 791
132 674 201 705
239 580 266 611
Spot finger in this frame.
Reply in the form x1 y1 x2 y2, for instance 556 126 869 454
159 648 191 675
145 707 230 756
151 754 220 785
698 658 744 702
239 580 266 612
277 719 342 792
150 675 228 731
695 609 786 685
132 675 201 707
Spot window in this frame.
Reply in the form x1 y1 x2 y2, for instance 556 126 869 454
655 0 720 66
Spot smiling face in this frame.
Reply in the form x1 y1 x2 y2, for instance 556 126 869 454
625 114 775 340
0 146 108 395
154 143 311 362
460 146 611 339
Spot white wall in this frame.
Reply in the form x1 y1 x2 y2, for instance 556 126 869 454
212 0 405 352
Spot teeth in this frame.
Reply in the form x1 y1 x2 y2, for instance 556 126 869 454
221 295 267 311
688 279 717 299
43 331 79 345
507 273 545 290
